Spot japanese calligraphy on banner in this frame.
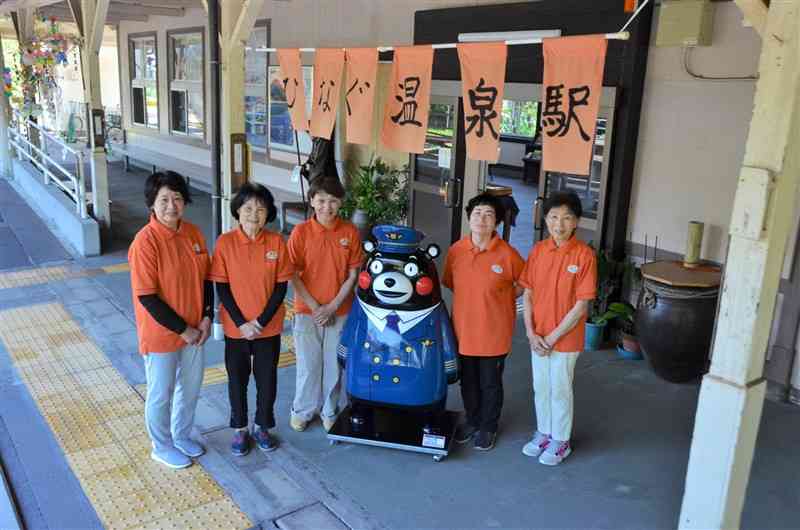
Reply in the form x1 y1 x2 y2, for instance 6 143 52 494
380 45 434 154
310 49 345 139
344 48 378 145
456 42 507 162
541 35 607 176
276 48 308 132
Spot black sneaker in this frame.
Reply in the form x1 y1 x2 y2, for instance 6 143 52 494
454 423 479 444
473 431 496 451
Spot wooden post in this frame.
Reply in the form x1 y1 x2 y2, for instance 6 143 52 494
73 0 111 234
679 1 800 528
219 0 263 232
0 36 12 178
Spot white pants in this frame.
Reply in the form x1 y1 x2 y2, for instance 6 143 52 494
531 350 579 442
291 314 345 422
144 344 205 454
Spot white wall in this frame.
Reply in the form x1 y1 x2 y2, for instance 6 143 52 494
628 3 761 264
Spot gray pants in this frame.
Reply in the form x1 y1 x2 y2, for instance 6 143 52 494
291 314 345 422
144 344 205 453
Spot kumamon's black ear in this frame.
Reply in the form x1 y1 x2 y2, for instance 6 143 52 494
426 244 440 259
363 240 376 254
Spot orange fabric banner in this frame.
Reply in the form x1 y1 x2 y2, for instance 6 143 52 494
380 45 434 154
344 48 378 145
276 48 308 132
309 48 345 139
457 42 507 162
541 35 607 176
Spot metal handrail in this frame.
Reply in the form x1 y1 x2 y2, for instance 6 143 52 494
9 116 88 219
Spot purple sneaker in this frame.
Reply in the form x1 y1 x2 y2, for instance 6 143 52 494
253 426 278 452
539 439 572 466
231 429 251 457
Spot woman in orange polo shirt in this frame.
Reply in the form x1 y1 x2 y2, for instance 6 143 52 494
519 191 597 466
210 183 294 456
129 171 212 470
287 177 363 433
443 192 524 451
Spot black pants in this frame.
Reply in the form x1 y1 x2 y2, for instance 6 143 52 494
459 353 507 433
225 335 281 430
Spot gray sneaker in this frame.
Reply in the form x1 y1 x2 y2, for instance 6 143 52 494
151 447 192 469
174 438 205 458
539 439 571 466
522 431 550 458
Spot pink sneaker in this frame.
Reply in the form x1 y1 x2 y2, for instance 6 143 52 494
539 440 571 465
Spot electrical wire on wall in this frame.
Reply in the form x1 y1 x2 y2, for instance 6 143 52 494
682 45 758 81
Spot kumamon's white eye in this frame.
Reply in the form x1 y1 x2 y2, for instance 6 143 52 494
363 241 375 253
369 260 384 274
403 262 419 277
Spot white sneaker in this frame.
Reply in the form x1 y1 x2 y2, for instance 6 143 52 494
322 416 337 432
290 415 308 432
539 439 572 466
150 448 192 469
522 431 551 458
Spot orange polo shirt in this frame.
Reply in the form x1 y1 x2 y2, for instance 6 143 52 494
209 227 294 339
287 216 364 316
519 236 597 352
129 216 210 355
442 233 525 356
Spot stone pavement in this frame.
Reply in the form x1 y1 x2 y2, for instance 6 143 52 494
2 170 800 529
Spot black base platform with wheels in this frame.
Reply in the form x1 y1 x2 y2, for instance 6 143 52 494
326 405 458 462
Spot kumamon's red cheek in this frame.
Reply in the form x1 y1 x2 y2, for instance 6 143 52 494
416 276 433 296
358 272 372 290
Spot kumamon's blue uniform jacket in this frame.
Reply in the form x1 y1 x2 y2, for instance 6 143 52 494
338 298 458 408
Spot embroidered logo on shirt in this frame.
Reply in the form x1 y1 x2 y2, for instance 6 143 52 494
567 264 579 274
491 264 504 274
339 238 350 247
265 250 278 261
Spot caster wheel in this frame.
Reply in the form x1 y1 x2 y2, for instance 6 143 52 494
433 454 445 462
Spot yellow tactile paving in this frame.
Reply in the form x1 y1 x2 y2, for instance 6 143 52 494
0 302 252 530
102 263 131 274
0 265 70 289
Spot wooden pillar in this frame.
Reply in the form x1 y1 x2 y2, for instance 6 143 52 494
72 0 111 233
679 1 800 528
0 36 12 178
219 0 263 232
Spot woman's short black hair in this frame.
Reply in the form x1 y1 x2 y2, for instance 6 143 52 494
465 192 506 226
144 171 192 208
543 191 583 219
308 176 345 200
230 182 277 223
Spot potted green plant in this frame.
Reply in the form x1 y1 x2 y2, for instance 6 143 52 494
597 302 642 359
585 246 621 351
340 157 409 240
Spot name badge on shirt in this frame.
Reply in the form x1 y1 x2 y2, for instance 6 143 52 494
265 250 278 261
193 243 202 254
491 264 504 274
339 238 350 247
567 264 579 274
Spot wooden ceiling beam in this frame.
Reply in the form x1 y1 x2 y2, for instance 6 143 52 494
107 2 184 17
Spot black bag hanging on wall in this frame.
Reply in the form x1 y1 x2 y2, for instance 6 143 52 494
300 128 340 185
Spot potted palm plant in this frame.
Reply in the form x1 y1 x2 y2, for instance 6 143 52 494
340 157 409 240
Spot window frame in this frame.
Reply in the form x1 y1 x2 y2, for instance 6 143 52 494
167 27 206 140
244 19 271 156
128 32 159 130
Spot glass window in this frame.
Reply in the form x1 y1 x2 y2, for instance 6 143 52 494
268 65 313 156
244 25 268 151
130 35 158 128
500 100 538 137
169 31 204 138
